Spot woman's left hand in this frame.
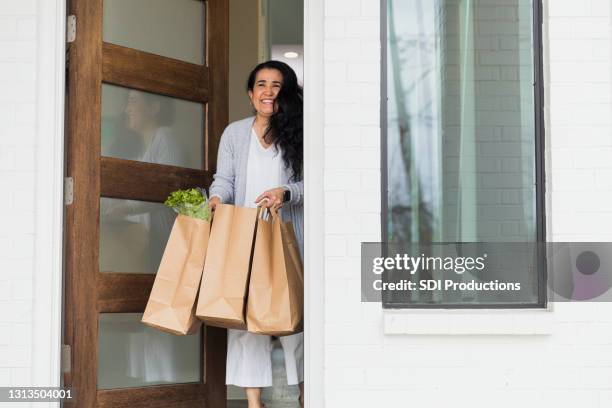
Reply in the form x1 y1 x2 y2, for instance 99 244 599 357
255 187 286 210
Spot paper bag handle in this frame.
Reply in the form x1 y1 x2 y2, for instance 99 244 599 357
255 201 279 221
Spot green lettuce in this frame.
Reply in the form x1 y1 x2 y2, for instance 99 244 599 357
164 188 211 221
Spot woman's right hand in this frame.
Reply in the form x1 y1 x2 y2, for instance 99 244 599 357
209 196 221 211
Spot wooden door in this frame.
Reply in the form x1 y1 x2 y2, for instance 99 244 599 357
63 0 228 406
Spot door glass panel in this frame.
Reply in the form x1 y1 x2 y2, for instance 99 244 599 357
101 84 204 170
98 313 201 389
103 0 205 65
100 197 176 274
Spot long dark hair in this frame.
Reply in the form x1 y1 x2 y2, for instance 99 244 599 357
247 60 303 182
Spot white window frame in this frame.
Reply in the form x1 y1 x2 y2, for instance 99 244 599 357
379 0 554 335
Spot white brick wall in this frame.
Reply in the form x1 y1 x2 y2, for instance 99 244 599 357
0 0 37 389
323 0 612 407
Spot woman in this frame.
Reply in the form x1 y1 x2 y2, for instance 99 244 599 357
208 60 304 408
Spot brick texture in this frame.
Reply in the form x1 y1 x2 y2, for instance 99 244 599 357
0 2 36 388
322 0 612 406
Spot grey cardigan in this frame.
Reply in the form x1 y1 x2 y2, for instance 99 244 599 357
209 116 304 258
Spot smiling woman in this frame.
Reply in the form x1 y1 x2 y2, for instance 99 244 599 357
208 60 304 408
247 61 304 189
249 69 283 125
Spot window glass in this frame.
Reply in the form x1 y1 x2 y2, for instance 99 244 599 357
98 313 201 389
101 84 205 170
385 0 542 306
103 0 205 65
99 197 176 274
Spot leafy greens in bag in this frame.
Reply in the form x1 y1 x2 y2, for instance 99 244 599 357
164 188 211 221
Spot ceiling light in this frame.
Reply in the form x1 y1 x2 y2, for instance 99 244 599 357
284 51 299 59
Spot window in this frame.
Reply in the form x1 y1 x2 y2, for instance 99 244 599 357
381 0 546 308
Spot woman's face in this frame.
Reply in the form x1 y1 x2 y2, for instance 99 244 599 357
248 68 283 117
124 90 159 132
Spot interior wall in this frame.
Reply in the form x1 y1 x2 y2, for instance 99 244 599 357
268 0 304 85
229 0 260 123
226 2 260 400
268 0 304 45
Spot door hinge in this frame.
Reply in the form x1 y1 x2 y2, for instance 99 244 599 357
66 15 76 43
61 344 71 374
64 177 74 205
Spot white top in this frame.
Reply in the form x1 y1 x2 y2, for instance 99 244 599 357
244 127 283 208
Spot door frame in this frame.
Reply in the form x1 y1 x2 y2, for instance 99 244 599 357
34 0 66 402
302 0 325 407
41 0 326 406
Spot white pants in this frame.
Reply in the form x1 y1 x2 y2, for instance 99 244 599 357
226 329 304 387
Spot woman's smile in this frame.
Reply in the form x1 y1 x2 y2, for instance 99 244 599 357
260 98 275 111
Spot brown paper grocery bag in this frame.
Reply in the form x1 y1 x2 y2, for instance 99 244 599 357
142 214 210 335
247 208 304 336
196 204 259 330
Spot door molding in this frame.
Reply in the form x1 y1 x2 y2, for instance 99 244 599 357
33 0 66 401
303 0 325 407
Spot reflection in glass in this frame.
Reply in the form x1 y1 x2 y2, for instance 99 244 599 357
387 0 536 243
100 198 176 274
386 0 539 305
103 0 205 65
98 313 201 389
101 84 204 170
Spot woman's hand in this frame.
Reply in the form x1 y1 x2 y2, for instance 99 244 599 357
209 196 221 211
255 187 286 210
